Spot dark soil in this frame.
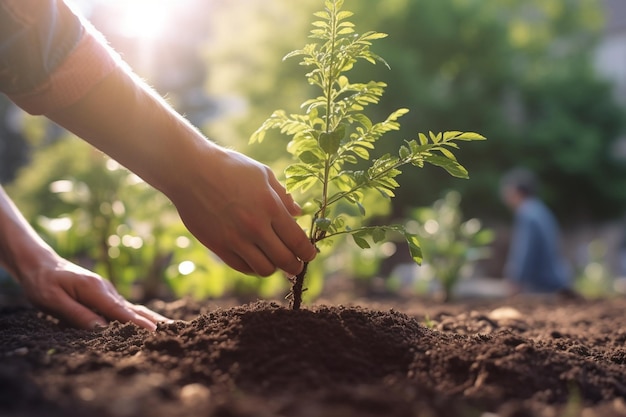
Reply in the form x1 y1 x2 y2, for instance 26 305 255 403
1 295 626 417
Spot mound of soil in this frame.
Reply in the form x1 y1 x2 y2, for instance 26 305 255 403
1 297 626 416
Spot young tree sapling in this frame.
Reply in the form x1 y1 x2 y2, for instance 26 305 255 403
251 0 485 309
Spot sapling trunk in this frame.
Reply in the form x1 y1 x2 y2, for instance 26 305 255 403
290 261 309 310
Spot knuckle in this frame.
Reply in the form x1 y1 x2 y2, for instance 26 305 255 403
237 211 263 234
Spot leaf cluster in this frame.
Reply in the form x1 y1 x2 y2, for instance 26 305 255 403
251 0 485 265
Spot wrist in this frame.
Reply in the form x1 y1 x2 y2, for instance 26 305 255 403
0 187 58 285
3 236 58 286
159 135 228 202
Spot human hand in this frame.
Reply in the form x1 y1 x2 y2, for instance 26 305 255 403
169 146 317 277
19 255 169 331
43 67 315 277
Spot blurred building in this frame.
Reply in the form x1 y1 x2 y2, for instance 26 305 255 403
596 0 626 105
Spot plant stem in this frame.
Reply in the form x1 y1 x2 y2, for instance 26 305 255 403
319 156 411 214
289 2 341 311
319 2 338 222
290 261 309 310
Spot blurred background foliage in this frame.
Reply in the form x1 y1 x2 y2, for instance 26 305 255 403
2 0 625 301
194 0 626 223
407 191 494 302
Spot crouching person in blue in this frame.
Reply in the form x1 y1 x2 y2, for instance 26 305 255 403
500 168 574 296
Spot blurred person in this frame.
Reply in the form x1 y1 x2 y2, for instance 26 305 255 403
0 0 316 330
500 168 573 295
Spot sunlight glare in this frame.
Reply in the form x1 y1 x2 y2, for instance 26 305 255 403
117 0 175 39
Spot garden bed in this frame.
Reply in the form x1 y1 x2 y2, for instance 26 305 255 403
1 295 626 417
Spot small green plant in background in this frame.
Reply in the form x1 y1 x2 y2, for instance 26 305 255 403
251 0 485 309
408 191 494 302
574 240 614 299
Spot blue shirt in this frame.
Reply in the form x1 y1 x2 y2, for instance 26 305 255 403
506 198 571 293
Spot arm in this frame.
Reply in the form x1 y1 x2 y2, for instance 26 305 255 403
0 186 168 330
2 0 316 277
45 66 317 277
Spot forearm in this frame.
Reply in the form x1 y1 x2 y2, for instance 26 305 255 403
0 187 57 284
44 65 222 200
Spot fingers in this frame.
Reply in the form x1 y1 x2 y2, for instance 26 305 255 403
213 249 255 275
45 290 108 330
237 220 312 277
64 276 164 331
173 151 316 278
83 291 160 331
242 210 315 277
128 302 172 324
69 292 170 331
229 203 310 276
266 175 317 269
269 174 301 216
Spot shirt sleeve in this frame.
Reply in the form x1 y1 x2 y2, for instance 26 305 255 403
0 0 123 115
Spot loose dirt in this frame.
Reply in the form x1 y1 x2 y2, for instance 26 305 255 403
1 296 626 417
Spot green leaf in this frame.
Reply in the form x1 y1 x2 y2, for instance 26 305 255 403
405 233 423 264
298 151 322 164
443 131 463 141
352 234 371 249
344 155 358 164
332 216 346 230
376 186 395 198
319 132 339 155
425 155 469 179
352 113 372 130
285 176 318 193
313 11 330 19
360 31 388 41
438 147 458 161
399 145 410 160
454 132 487 141
336 10 354 20
285 163 316 177
337 75 349 89
429 131 443 143
351 146 370 160
372 227 386 243
283 49 306 61
319 126 345 155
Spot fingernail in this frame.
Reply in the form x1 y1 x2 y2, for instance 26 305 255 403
90 320 108 330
